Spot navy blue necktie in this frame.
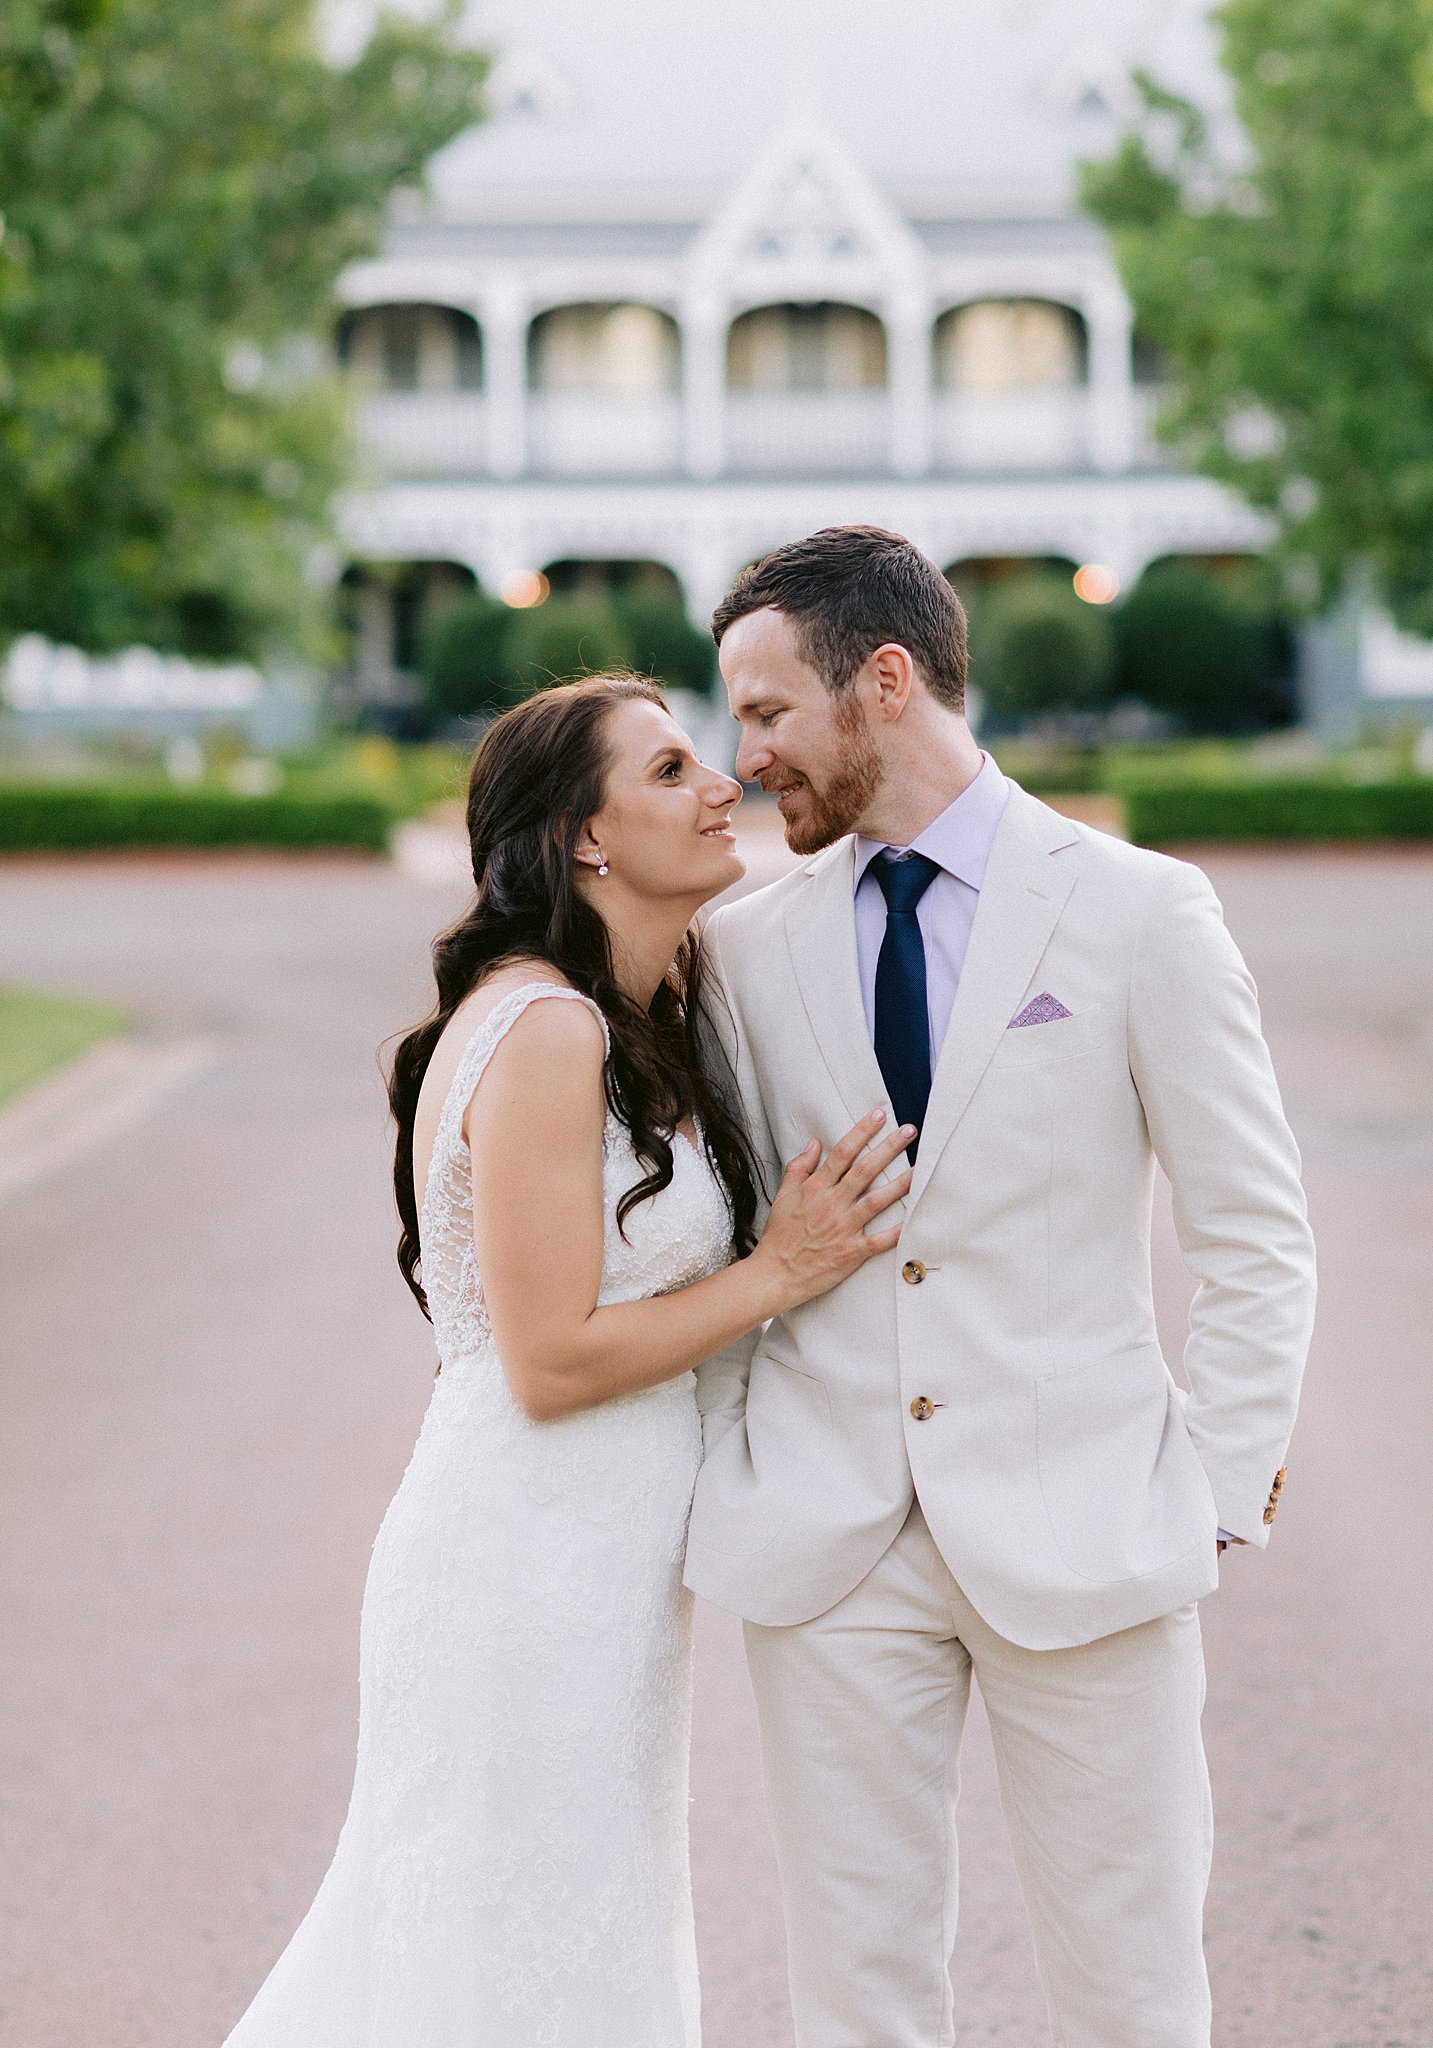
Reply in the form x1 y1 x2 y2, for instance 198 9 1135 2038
871 849 940 1161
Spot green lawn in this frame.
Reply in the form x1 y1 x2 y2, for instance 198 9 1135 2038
0 986 129 1105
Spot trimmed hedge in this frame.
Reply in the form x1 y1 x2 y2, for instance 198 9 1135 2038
0 782 393 853
1117 777 1433 846
973 575 1113 718
988 743 1106 796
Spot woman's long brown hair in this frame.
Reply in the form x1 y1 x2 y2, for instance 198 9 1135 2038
387 674 762 1317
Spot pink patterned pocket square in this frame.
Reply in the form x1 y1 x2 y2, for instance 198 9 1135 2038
1008 992 1073 1029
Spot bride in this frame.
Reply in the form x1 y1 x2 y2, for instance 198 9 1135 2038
223 674 913 2047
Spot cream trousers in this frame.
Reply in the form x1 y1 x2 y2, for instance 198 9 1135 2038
743 1501 1213 2048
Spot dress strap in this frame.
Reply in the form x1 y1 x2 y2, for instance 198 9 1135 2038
434 982 610 1167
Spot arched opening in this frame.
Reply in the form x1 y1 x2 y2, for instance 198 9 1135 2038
399 557 717 728
944 556 1111 739
932 301 1088 394
336 560 477 729
1114 556 1295 732
525 304 682 476
340 306 486 478
532 560 715 695
542 559 685 602
944 555 1081 606
931 302 1090 475
338 304 483 392
726 303 887 393
1141 552 1260 581
725 303 889 475
527 303 680 397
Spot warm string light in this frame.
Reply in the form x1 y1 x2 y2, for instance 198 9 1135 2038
1073 563 1119 605
500 569 550 608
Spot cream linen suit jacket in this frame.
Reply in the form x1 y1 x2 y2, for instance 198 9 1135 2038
685 783 1317 1651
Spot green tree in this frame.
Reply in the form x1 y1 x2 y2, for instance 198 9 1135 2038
0 0 486 658
974 575 1114 720
419 591 519 721
506 596 631 693
419 588 717 723
1081 0 1433 629
613 591 715 695
1112 564 1289 731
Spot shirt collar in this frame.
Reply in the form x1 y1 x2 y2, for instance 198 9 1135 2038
854 752 1010 896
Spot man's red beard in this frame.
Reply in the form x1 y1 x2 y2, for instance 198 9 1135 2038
775 694 884 855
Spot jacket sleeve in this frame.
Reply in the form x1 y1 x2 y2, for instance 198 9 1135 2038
693 907 782 1455
1127 859 1316 1544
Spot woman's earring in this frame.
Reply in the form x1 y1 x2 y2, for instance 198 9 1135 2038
597 858 609 876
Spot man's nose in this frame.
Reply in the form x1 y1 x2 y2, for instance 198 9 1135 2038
735 730 770 781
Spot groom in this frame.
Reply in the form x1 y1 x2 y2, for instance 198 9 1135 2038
686 526 1316 2047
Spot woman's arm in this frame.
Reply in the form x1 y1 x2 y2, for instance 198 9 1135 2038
466 997 910 1422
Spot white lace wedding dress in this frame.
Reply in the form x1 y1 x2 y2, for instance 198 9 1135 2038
225 983 733 2048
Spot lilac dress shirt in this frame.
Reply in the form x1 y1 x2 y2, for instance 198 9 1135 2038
853 755 1239 1547
853 751 1010 1066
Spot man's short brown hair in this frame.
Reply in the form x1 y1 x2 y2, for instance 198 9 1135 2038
710 525 967 710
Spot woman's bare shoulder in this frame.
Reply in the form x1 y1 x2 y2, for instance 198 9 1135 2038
437 961 583 1057
451 966 605 1120
418 963 597 1125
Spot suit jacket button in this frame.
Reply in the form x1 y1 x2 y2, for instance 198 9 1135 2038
902 1259 927 1285
910 1396 935 1421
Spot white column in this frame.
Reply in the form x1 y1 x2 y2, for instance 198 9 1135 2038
1086 288 1135 476
887 293 933 478
356 575 396 694
679 537 740 630
1082 529 1151 596
479 289 530 480
681 296 727 478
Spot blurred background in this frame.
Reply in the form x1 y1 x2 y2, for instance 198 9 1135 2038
1 1 1431 2044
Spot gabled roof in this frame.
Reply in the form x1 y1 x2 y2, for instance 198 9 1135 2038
410 0 1230 225
687 120 924 302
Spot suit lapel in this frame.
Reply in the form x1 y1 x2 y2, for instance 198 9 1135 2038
782 839 891 1128
908 787 1079 1208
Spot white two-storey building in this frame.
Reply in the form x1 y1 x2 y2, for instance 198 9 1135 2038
334 0 1271 699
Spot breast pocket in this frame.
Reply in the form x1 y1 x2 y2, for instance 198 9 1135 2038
986 1008 1100 1073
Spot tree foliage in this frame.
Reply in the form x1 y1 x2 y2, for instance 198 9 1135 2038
1081 0 1433 630
973 575 1114 719
420 592 523 721
419 589 715 723
506 597 632 696
0 0 486 657
1112 563 1291 730
611 591 715 695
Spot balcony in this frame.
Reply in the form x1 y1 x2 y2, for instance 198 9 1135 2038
527 393 683 477
351 383 1154 485
725 392 891 475
932 390 1090 474
357 393 488 478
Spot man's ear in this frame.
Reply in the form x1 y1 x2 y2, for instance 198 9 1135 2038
868 642 916 720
